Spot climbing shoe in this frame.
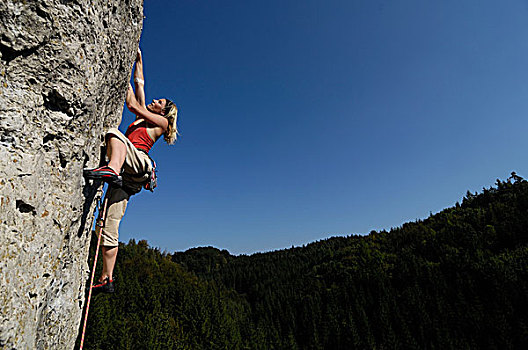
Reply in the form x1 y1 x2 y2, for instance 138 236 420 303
92 277 115 294
83 166 122 187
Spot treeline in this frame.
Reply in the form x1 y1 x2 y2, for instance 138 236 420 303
80 177 528 349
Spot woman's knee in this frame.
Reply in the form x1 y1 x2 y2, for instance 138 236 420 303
106 135 126 152
105 129 125 144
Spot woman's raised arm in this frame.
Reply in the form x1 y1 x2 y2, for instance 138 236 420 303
126 84 169 131
133 48 146 108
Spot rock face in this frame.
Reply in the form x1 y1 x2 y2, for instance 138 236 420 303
0 1 143 348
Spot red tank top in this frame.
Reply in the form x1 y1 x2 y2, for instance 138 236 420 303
125 120 155 153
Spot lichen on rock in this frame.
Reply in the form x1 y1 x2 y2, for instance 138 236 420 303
0 1 143 348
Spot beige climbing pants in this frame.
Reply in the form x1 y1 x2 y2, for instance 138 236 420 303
97 128 151 247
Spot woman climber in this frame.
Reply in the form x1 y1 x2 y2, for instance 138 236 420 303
83 48 179 293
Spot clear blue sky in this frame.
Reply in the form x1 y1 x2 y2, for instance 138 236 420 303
116 0 528 255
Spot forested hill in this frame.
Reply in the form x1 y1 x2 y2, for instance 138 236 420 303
83 176 528 349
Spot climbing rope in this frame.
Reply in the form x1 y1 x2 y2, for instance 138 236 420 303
79 184 110 350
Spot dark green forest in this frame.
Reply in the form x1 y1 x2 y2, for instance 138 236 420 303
79 176 528 349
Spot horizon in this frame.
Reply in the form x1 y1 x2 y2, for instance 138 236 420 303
123 172 518 256
117 0 528 255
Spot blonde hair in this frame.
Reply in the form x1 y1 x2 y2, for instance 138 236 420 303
163 104 179 145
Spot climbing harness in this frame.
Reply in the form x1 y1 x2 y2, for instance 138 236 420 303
79 184 111 350
145 159 157 192
136 148 158 192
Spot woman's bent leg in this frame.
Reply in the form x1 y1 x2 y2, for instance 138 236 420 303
107 135 126 174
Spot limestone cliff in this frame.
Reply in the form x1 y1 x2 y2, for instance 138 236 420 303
0 0 143 348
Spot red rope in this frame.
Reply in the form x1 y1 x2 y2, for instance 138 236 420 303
80 187 109 350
